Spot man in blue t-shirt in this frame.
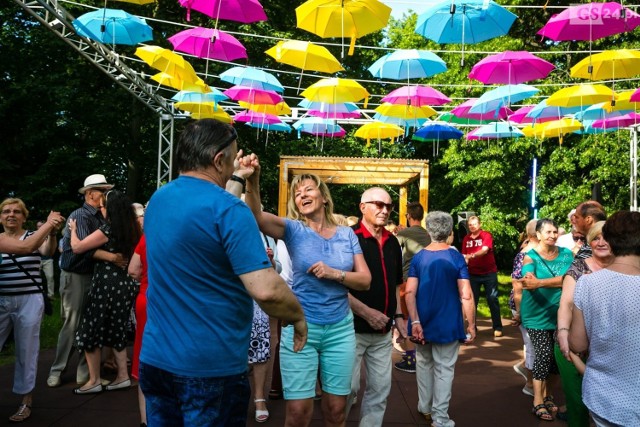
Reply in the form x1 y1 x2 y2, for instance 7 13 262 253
141 119 306 426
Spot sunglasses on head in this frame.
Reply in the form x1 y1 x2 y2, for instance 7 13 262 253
364 201 393 211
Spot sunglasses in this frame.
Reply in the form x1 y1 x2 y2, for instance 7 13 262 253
572 235 585 242
364 201 394 211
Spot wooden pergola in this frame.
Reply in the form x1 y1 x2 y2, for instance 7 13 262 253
277 156 429 225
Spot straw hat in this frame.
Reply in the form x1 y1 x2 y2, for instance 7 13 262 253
78 174 114 194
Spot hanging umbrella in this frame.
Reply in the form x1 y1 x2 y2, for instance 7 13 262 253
73 8 153 46
266 40 343 74
570 49 640 82
468 51 555 85
239 101 291 116
234 110 282 124
372 114 428 127
523 118 583 144
473 121 524 139
537 2 640 42
355 122 404 152
547 84 616 108
466 127 480 140
375 103 437 122
111 0 155 4
368 49 447 80
509 105 537 124
298 99 360 115
451 98 513 121
301 78 370 106
469 84 540 115
526 99 584 122
381 85 451 107
415 0 517 65
292 118 344 144
295 0 391 56
246 121 292 132
171 89 228 104
439 112 491 125
223 86 283 105
573 103 630 122
413 122 463 156
177 0 267 24
603 90 640 112
219 66 284 93
136 45 199 83
151 73 210 92
309 109 360 119
168 27 247 61
174 102 233 122
592 112 640 129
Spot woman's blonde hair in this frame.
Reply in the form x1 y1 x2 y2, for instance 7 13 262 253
287 174 337 226
0 198 29 219
587 221 605 245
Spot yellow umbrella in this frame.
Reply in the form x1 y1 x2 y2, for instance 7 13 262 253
570 49 640 80
111 0 155 4
135 45 199 83
151 73 211 93
301 78 370 107
174 102 233 123
522 118 582 144
375 103 437 119
190 110 234 123
546 84 616 108
238 101 292 116
266 40 343 74
295 0 391 56
603 90 640 112
354 122 404 152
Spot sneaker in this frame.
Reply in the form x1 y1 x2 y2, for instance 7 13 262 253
47 374 61 388
494 330 503 337
522 385 534 396
394 358 416 373
513 363 528 381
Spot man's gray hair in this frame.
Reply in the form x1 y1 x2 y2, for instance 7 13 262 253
426 211 454 242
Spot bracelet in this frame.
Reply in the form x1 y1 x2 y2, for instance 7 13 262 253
339 270 346 283
393 313 404 319
229 175 246 191
557 327 570 333
411 320 421 325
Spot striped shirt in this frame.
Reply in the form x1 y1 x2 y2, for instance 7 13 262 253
0 230 43 295
59 203 105 274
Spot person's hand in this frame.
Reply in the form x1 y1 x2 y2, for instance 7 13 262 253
47 211 65 231
290 318 308 352
234 150 259 180
364 308 390 331
511 312 521 326
266 247 274 260
522 273 538 290
307 261 337 280
411 322 425 344
464 325 476 344
557 329 572 361
68 218 77 233
111 253 128 269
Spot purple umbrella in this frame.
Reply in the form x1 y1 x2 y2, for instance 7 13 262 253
233 110 282 124
592 112 640 129
468 51 555 85
308 110 361 119
537 2 640 41
381 85 451 107
168 27 247 62
178 0 267 24
451 98 513 121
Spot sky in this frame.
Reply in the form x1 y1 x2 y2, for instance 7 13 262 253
381 0 436 19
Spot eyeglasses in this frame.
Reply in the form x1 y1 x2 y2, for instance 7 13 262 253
572 235 585 242
215 127 238 156
364 201 394 211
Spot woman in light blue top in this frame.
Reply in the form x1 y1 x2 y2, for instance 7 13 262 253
245 165 371 427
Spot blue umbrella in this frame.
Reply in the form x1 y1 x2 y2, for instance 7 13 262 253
368 49 447 81
469 84 539 116
527 99 584 122
73 8 153 46
219 66 284 93
473 121 524 139
171 89 228 104
572 103 630 122
245 121 291 132
414 122 463 156
372 113 427 128
292 117 342 136
415 0 517 65
298 100 360 114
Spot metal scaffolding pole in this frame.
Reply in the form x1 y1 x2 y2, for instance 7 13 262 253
631 129 638 211
157 114 175 187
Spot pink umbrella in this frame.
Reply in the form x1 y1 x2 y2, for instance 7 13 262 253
592 112 640 129
308 110 361 119
223 86 283 105
630 87 640 102
168 27 247 62
466 128 480 140
509 105 557 124
381 85 451 107
468 51 555 85
233 110 282 124
537 2 640 41
451 98 513 121
178 0 267 24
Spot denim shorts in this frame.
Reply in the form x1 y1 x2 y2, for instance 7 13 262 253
139 362 250 427
280 311 355 399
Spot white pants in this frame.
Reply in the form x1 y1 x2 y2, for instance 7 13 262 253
0 294 44 394
346 331 392 427
41 258 55 297
416 341 460 427
512 309 535 370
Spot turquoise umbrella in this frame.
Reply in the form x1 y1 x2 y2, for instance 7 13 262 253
73 8 152 46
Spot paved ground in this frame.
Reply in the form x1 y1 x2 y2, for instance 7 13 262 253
0 318 568 426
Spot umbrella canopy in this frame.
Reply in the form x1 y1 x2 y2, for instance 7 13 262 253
630 87 640 102
526 99 584 122
382 85 451 107
372 114 427 127
523 118 583 144
301 78 370 106
375 103 437 120
354 122 404 148
136 45 199 83
293 117 343 136
177 0 267 24
246 121 292 132
296 0 391 56
509 105 537 124
309 110 360 119
73 8 153 46
266 40 343 74
234 110 282 124
168 27 247 62
451 98 513 120
368 49 447 80
537 2 640 41
189 109 233 122
573 103 630 122
473 121 524 139
151 73 210 92
547 84 615 108
592 112 640 129
439 112 491 125
468 51 555 85
469 84 539 115
220 66 284 93
570 49 640 81
239 101 292 116
171 89 227 103
223 86 283 105
603 90 640 112
414 122 463 140
299 99 360 114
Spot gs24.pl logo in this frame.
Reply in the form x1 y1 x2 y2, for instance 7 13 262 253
568 3 629 26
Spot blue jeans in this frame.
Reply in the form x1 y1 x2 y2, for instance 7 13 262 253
470 272 502 330
139 362 250 427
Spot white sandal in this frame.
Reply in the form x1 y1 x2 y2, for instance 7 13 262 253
254 399 269 423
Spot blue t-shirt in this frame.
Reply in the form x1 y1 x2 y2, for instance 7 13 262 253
408 248 470 344
284 219 362 325
141 175 271 377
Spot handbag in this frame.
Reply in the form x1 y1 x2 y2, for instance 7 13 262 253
7 253 53 316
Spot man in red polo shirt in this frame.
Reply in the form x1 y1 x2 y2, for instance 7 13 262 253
461 216 503 337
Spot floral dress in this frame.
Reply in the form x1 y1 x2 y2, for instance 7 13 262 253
75 224 138 352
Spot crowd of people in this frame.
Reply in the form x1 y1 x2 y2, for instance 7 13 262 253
1 118 639 426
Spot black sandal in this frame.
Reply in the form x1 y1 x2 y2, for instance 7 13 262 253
544 395 559 412
532 403 554 421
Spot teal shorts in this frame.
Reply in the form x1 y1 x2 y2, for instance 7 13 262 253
280 312 355 400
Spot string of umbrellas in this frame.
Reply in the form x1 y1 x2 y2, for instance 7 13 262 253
68 0 640 151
